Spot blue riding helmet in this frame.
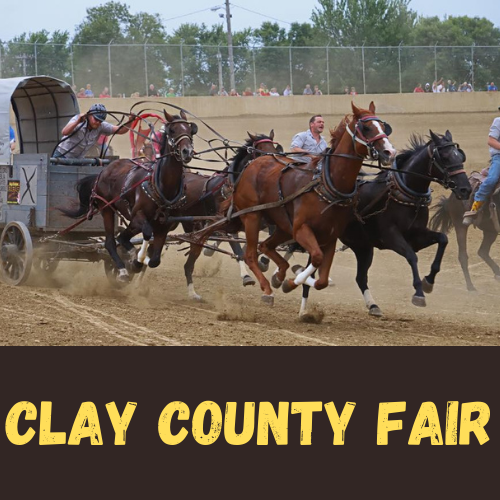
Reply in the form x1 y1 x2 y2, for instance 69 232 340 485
89 103 107 122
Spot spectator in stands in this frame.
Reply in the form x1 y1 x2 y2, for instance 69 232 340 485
209 84 218 96
229 88 240 96
258 83 270 96
219 86 228 96
148 84 159 97
488 82 498 91
165 88 176 97
99 87 110 98
313 85 323 95
283 84 292 96
77 88 86 98
466 83 474 92
424 83 432 93
414 83 424 93
84 84 94 98
242 87 254 96
343 86 350 94
447 80 457 92
269 87 280 96
350 86 358 95
458 82 468 92
303 84 313 95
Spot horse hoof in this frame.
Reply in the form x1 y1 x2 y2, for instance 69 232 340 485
117 269 130 283
271 274 282 289
422 278 434 294
328 277 335 287
368 305 383 317
131 259 144 273
467 287 478 293
258 258 269 273
282 279 297 294
203 247 215 257
291 264 305 275
189 293 202 302
261 294 274 306
242 275 256 287
412 295 426 307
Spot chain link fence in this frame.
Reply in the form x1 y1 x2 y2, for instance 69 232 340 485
1 42 499 96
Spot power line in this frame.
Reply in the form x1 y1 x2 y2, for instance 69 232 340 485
163 7 216 23
230 3 292 25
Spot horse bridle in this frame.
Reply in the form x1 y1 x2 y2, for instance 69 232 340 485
427 141 466 189
163 119 196 161
346 115 392 160
248 138 283 159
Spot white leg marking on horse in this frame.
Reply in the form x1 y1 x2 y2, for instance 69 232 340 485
294 264 317 286
137 240 149 263
273 250 292 275
304 276 317 288
118 268 129 278
299 296 308 317
363 290 376 309
239 260 250 279
188 283 202 301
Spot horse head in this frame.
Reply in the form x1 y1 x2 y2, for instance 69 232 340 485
429 130 471 200
162 109 198 164
247 130 283 156
350 101 396 165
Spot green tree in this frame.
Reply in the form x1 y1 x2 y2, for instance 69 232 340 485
72 2 168 97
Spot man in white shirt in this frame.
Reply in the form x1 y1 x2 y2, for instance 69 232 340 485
290 115 327 162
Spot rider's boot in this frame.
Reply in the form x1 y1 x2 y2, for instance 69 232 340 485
463 200 484 226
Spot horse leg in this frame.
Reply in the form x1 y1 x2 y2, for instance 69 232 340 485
454 224 476 291
258 228 293 288
229 240 256 286
102 208 129 282
147 225 168 268
408 229 449 293
477 230 500 280
352 246 382 317
241 213 274 304
282 225 323 293
383 228 426 306
203 239 220 257
136 220 153 267
117 219 143 270
184 243 204 301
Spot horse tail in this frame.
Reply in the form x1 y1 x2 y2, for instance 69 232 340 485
429 195 453 234
58 174 98 219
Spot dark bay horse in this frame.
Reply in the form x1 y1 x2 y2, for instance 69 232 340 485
298 131 471 318
175 131 283 300
60 110 197 281
430 171 500 291
216 102 396 305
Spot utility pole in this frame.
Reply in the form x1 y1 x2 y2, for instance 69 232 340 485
225 0 235 91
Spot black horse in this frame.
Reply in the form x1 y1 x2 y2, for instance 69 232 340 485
430 176 500 292
297 130 472 318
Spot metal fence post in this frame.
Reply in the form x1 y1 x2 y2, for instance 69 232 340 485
70 45 74 87
0 43 3 79
326 43 330 95
252 47 257 93
180 41 185 96
362 44 366 94
398 42 402 93
144 40 149 96
434 43 438 83
289 45 293 93
34 40 38 76
108 40 113 97
471 43 475 89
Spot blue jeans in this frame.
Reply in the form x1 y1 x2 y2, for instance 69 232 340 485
475 154 500 202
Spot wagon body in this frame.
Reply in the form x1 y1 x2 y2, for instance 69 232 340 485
0 76 114 285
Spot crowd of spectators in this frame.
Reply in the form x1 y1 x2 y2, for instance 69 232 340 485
71 82 182 98
411 78 496 93
207 82 329 97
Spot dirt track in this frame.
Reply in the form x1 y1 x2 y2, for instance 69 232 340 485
1 111 499 346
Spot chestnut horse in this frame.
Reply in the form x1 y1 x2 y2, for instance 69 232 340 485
220 102 396 305
60 110 197 281
174 131 283 300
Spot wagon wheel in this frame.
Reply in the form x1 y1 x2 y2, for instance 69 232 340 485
32 257 59 275
0 221 34 286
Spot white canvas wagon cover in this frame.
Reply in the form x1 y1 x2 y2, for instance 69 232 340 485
0 76 79 164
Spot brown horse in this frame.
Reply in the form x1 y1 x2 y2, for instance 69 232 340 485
219 102 396 305
175 131 283 300
60 110 197 281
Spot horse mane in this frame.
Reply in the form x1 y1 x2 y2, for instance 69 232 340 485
231 134 271 165
395 133 433 168
329 114 351 150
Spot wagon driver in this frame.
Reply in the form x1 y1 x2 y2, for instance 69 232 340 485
290 114 327 162
53 103 133 158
